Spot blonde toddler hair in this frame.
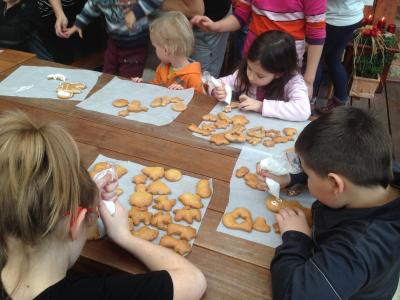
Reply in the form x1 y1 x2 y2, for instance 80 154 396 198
150 11 194 57
0 110 98 270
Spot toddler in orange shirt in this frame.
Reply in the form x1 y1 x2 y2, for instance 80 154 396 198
132 11 204 94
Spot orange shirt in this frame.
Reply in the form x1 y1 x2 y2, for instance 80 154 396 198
152 61 204 94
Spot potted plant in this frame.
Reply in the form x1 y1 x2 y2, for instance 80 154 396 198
350 24 397 98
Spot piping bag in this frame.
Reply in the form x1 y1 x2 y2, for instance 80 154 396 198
259 151 300 199
202 71 232 104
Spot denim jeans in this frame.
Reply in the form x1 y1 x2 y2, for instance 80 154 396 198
314 21 361 102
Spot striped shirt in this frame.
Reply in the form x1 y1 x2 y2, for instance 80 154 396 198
75 0 162 48
233 0 326 56
36 0 75 17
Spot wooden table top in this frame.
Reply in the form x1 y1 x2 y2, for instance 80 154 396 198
0 55 273 300
0 49 36 73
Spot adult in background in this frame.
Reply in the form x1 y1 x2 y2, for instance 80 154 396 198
314 0 365 114
192 0 232 77
0 0 41 53
35 0 106 64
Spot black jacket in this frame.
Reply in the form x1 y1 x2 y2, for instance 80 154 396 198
0 1 41 51
271 171 400 299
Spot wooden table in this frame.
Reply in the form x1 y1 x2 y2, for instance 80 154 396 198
0 55 273 299
0 49 36 73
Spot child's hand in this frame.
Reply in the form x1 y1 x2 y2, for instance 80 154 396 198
276 207 311 237
131 77 143 83
239 94 262 112
190 15 218 32
256 163 291 188
211 86 227 101
168 83 184 90
65 25 83 39
94 173 119 202
99 200 131 244
125 10 136 30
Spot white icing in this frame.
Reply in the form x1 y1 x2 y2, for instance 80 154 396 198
57 90 72 98
47 73 66 81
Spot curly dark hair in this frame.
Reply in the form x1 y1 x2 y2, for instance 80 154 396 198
235 30 299 100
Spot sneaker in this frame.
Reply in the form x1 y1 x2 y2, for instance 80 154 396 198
316 97 344 114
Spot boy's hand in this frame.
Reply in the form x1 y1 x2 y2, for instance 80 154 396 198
65 25 83 39
168 83 184 90
191 15 218 32
239 94 262 112
99 200 131 244
256 163 291 188
211 86 227 101
131 77 143 83
276 207 311 237
125 10 136 30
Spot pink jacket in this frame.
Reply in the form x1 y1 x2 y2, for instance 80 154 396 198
211 71 311 122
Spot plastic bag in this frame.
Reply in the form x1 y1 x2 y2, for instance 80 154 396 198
259 151 298 199
202 71 232 104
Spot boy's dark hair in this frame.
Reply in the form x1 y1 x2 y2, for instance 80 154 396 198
295 107 393 188
236 30 298 100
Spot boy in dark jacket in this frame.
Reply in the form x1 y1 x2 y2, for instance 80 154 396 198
259 107 400 299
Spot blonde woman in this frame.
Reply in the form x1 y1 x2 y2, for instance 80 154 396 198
0 110 206 300
132 11 204 93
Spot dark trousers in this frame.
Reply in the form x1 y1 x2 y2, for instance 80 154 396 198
103 38 148 78
314 21 361 102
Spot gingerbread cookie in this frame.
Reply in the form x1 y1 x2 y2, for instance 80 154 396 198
283 127 297 136
178 192 203 209
152 195 176 211
160 235 191 256
223 207 253 232
132 174 148 184
225 131 246 143
210 133 230 145
202 113 218 122
196 179 212 198
247 126 266 138
127 100 148 113
188 123 212 136
164 169 182 182
231 115 249 126
253 217 271 233
142 166 164 180
132 226 159 241
135 184 147 192
150 211 172 230
246 136 262 145
173 208 201 224
129 191 153 208
171 102 187 112
112 99 129 107
235 166 249 178
118 110 129 117
57 82 86 99
265 195 312 225
115 164 128 178
129 207 152 225
146 180 171 195
167 223 197 240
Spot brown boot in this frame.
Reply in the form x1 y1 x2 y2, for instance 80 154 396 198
316 97 344 114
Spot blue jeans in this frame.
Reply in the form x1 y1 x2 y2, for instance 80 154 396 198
314 21 361 102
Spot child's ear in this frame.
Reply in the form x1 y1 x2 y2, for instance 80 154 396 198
327 173 345 195
70 209 87 241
